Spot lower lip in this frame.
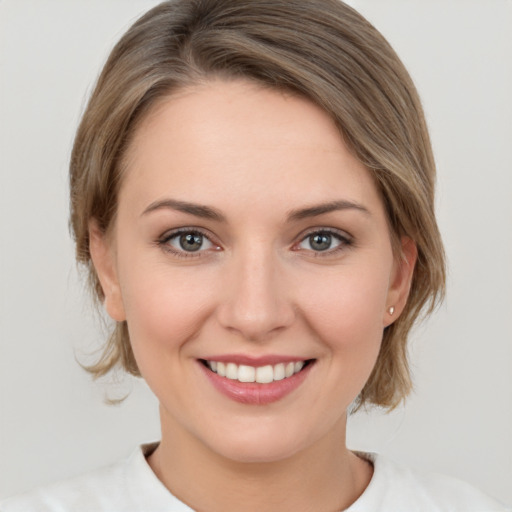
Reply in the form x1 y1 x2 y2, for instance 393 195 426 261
198 361 314 405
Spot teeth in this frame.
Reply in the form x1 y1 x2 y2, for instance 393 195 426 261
226 363 238 380
217 362 226 377
238 364 256 383
273 363 285 381
256 365 274 384
206 359 308 383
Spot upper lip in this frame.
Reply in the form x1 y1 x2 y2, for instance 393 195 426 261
200 354 312 366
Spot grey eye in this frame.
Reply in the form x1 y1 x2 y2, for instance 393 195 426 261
179 233 203 251
297 231 348 253
168 231 213 252
307 233 334 251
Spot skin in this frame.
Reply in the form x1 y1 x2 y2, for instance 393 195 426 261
89 79 416 512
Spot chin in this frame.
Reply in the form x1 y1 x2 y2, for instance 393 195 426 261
199 418 319 464
213 437 303 464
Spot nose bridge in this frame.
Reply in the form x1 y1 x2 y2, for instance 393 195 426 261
217 240 294 340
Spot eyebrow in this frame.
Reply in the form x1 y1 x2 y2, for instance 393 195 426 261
286 200 371 221
141 199 227 222
141 198 370 222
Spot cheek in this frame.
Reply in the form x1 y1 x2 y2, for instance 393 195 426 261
117 257 216 363
296 263 390 377
300 266 389 335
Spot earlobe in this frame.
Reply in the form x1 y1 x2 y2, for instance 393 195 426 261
88 220 126 322
384 237 417 327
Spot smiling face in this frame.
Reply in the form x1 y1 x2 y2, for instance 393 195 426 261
90 79 415 463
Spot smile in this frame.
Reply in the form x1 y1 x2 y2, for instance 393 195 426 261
204 360 307 384
199 358 315 405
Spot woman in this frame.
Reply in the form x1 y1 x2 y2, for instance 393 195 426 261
1 1 509 510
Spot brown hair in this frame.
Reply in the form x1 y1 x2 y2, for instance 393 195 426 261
70 0 445 410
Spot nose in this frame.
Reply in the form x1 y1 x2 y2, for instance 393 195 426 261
216 244 295 342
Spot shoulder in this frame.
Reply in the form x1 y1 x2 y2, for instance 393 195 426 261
0 461 125 512
0 443 189 512
349 452 511 512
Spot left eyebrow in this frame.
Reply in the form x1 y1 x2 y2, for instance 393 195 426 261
286 200 371 222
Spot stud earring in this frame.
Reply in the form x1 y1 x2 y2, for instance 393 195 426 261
388 306 395 315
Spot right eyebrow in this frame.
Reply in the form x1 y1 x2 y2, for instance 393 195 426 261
140 198 227 222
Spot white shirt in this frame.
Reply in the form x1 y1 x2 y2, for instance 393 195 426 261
1 443 509 511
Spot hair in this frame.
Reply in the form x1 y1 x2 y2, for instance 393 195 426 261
70 0 445 411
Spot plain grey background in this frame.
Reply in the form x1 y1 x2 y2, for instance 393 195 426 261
1 0 511 505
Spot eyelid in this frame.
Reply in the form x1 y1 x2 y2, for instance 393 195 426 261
157 227 222 258
298 226 353 242
156 226 353 258
293 227 354 254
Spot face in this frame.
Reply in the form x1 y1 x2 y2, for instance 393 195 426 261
90 80 415 463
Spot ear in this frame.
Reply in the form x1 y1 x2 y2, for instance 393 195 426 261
384 236 417 327
88 220 126 322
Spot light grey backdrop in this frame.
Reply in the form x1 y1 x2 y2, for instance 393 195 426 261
1 0 511 505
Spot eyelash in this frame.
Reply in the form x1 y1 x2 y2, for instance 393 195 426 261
295 228 354 257
157 228 219 259
156 227 354 259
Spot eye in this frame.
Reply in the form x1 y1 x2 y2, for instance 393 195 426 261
172 232 211 252
158 229 218 256
296 229 352 254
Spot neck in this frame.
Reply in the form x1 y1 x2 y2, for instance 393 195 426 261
148 408 373 512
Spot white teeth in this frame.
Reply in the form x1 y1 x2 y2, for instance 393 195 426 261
206 359 308 383
256 365 274 384
238 364 256 383
273 363 285 381
226 362 238 380
217 362 226 377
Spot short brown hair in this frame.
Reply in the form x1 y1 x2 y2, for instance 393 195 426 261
70 0 445 410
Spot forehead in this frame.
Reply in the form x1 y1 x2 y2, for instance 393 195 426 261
120 79 383 218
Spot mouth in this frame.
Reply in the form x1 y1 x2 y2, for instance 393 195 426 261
198 357 315 404
200 359 315 384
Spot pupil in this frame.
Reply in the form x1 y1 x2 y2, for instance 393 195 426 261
180 233 202 251
310 233 331 251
